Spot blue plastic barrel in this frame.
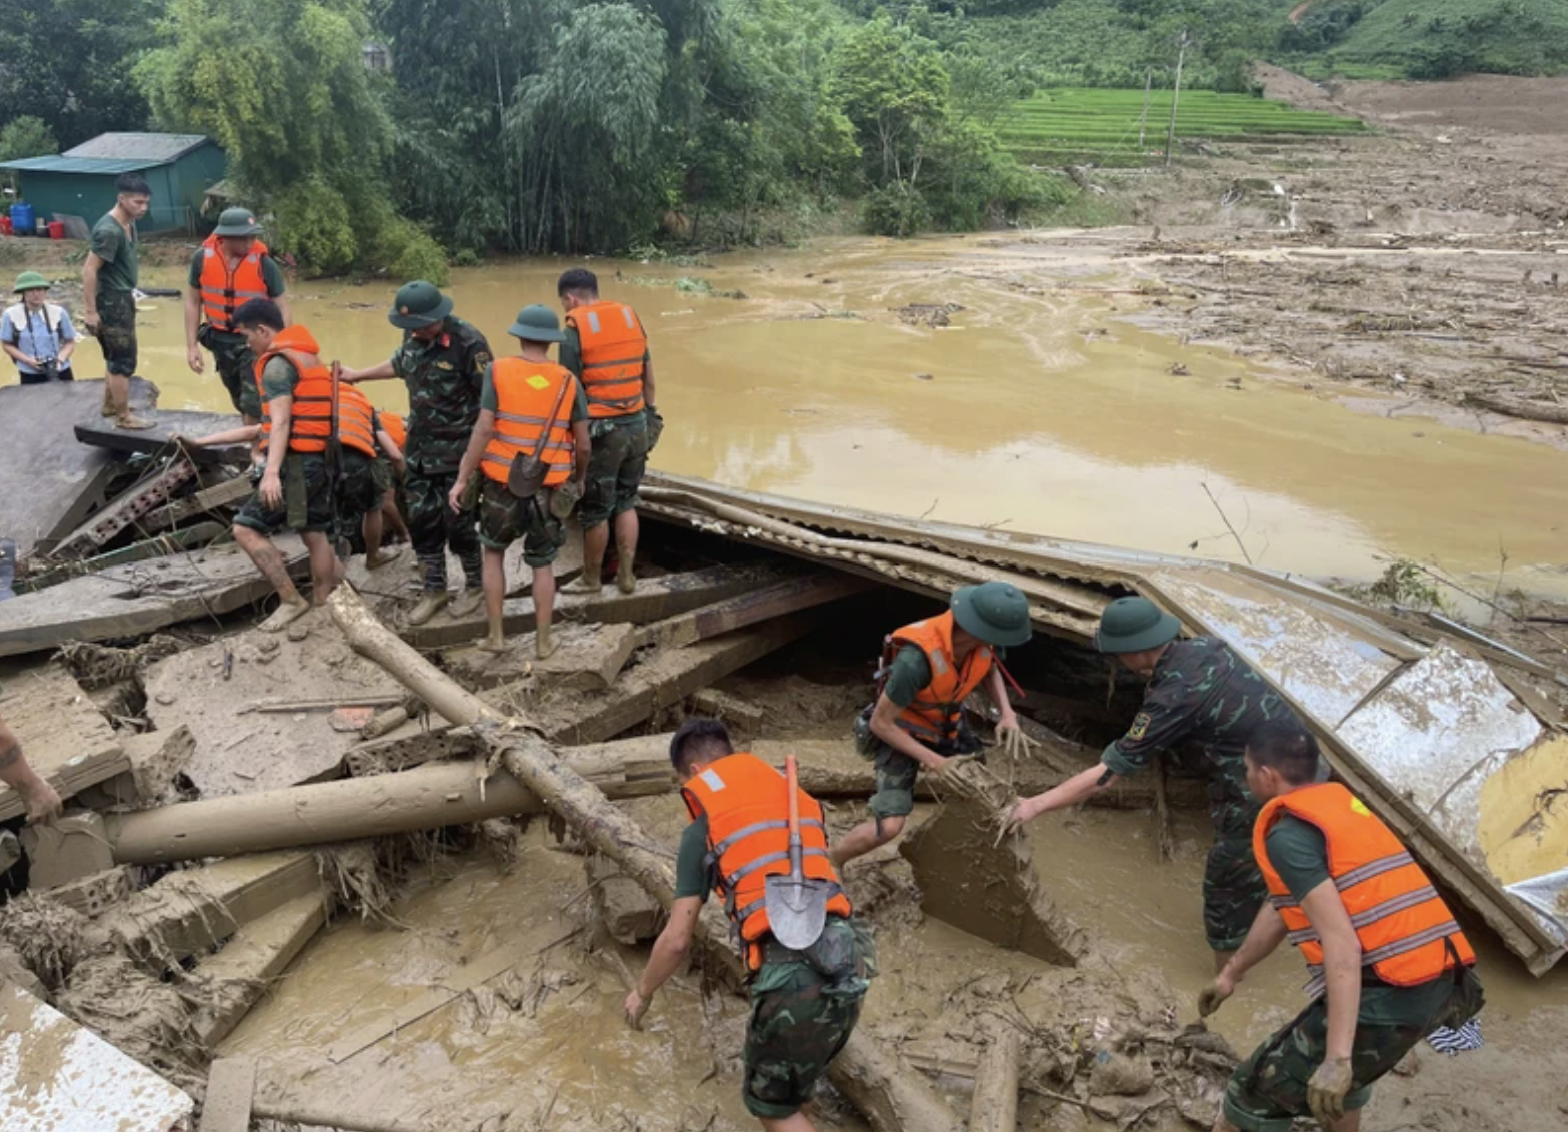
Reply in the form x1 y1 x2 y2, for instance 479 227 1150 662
9 203 35 235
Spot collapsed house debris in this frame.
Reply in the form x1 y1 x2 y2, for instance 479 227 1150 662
0 412 1564 1129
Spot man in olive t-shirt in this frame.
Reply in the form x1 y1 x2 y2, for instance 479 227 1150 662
82 171 153 429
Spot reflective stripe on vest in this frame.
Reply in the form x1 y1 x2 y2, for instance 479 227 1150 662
199 239 270 332
480 359 577 486
680 752 853 971
886 612 994 748
567 300 646 418
1254 782 1475 994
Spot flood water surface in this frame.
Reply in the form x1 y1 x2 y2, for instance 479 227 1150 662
119 235 1568 597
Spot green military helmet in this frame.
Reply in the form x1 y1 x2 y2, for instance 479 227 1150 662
951 581 1032 648
388 280 454 330
508 303 565 343
1095 596 1180 654
12 271 50 294
212 207 263 238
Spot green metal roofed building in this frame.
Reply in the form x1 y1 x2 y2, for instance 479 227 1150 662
0 133 226 234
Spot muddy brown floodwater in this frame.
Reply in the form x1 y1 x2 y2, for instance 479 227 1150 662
76 236 1568 601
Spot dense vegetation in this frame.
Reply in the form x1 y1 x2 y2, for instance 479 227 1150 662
1 0 1564 273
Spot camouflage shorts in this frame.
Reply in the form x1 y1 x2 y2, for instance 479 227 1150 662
1203 833 1269 952
201 327 261 419
96 291 137 377
1224 984 1454 1132
742 953 864 1118
580 416 648 527
234 453 332 534
864 721 979 820
478 478 565 564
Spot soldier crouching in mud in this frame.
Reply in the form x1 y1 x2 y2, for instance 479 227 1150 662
1010 596 1303 971
625 720 875 1131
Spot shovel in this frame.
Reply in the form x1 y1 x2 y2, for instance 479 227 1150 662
764 755 833 950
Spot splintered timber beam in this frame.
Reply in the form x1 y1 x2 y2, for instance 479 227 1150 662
103 748 676 865
971 1020 1022 1132
326 585 961 1132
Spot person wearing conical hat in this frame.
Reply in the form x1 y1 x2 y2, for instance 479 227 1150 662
1010 596 1302 970
2 272 77 384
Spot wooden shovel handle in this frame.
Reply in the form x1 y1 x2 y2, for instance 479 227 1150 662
785 755 801 839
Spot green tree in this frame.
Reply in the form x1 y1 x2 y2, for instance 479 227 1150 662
0 0 165 149
140 0 443 278
0 117 59 163
830 16 951 189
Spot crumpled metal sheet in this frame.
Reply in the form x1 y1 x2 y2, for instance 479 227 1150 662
1148 569 1401 727
0 981 193 1131
1507 866 1568 941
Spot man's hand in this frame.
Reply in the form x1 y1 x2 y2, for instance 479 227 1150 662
448 477 470 515
334 361 358 385
1007 795 1043 831
186 345 205 374
1306 1057 1353 1124
84 310 100 335
1197 971 1235 1018
21 778 63 826
995 718 1039 761
260 470 284 510
624 988 650 1030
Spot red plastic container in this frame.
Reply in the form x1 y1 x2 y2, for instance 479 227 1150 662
0 216 11 236
47 220 63 240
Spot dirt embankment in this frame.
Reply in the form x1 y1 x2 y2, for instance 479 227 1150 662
1094 67 1568 445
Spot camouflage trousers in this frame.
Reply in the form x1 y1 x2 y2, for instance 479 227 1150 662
742 931 869 1119
1224 982 1456 1132
405 465 481 592
1203 829 1269 953
199 326 261 419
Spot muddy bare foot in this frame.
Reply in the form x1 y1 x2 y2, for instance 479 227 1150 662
616 563 636 594
365 549 401 570
476 637 508 655
259 599 311 633
115 414 154 430
562 575 603 596
535 627 559 660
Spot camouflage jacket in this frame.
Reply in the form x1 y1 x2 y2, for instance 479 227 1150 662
1102 637 1297 839
391 316 492 473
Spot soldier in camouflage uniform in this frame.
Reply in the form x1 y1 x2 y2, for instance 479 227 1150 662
339 281 493 626
1010 596 1300 968
625 719 873 1130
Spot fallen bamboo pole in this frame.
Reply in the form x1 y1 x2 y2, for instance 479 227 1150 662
970 1020 1022 1132
103 749 674 865
326 585 962 1132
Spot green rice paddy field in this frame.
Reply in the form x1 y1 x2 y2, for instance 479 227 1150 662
998 89 1367 168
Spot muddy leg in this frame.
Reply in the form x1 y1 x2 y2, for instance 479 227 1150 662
383 489 410 541
477 548 509 654
830 814 905 867
613 507 639 594
532 564 558 659
363 505 390 567
304 531 339 605
566 521 609 594
758 1113 816 1132
234 524 308 630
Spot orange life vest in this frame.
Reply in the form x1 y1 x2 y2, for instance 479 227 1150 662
378 411 406 454
254 325 376 459
681 752 853 971
566 299 646 418
199 234 271 333
481 358 578 487
884 611 994 749
1255 782 1475 996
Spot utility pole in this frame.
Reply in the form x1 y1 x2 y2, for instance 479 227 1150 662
1138 68 1153 151
1164 31 1190 169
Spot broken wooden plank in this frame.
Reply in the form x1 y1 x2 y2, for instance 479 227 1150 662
0 537 309 658
899 760 1088 967
49 454 199 559
102 747 678 865
143 617 407 797
0 377 157 562
192 896 329 1046
632 571 869 650
589 854 665 945
101 851 322 964
74 407 247 464
0 663 127 821
402 560 791 649
0 981 195 1132
689 687 766 733
198 1057 256 1132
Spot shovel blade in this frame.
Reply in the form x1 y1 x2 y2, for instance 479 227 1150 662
765 875 832 950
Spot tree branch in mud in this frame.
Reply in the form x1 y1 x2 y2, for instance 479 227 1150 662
326 586 962 1132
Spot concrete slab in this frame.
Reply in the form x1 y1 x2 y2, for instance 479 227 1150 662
899 760 1088 967
444 622 637 692
0 536 308 658
0 663 126 821
192 896 329 1046
0 981 194 1132
22 813 115 890
75 407 245 465
144 616 408 797
0 377 158 562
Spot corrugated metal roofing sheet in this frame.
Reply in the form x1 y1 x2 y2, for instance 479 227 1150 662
63 132 210 163
0 156 163 175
